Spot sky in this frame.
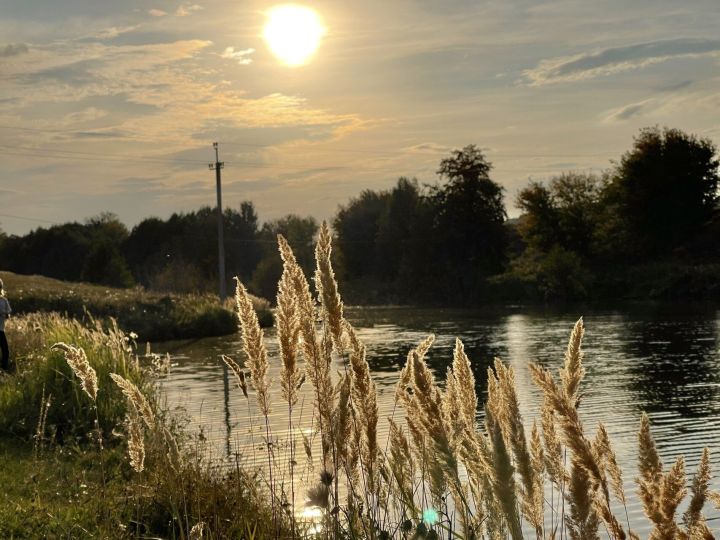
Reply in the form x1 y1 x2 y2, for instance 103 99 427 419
1 0 719 235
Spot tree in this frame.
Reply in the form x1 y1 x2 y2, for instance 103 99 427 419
81 240 134 288
250 215 318 300
430 145 507 300
605 127 719 258
123 202 262 293
516 172 604 257
333 190 390 280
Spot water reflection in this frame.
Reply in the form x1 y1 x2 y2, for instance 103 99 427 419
158 304 720 534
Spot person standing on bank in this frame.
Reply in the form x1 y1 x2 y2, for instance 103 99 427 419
0 279 11 372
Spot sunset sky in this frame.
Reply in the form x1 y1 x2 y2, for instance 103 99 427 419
1 0 719 235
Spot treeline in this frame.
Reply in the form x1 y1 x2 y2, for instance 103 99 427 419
1 126 718 304
0 205 318 302
333 126 720 303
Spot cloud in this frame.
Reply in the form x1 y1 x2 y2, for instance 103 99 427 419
221 47 254 65
1 43 29 57
524 38 720 85
603 99 655 123
148 8 168 17
63 107 108 123
655 79 693 92
90 25 142 40
176 3 203 17
404 142 452 154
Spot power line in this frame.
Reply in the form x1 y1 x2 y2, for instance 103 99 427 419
0 123 612 160
0 213 58 225
0 146 437 172
0 146 608 175
0 143 207 163
219 138 609 159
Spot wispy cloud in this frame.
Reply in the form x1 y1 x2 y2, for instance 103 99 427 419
148 8 168 17
221 47 254 65
1 43 29 57
176 3 203 17
602 99 654 123
90 25 142 40
524 38 720 85
404 142 452 154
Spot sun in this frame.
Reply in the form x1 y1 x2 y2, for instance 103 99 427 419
263 5 325 67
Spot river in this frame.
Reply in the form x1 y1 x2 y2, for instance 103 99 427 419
157 304 720 535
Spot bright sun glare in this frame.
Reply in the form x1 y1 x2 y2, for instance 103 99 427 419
263 5 325 67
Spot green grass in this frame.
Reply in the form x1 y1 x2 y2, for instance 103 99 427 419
1 313 152 442
0 440 129 539
0 312 288 539
0 270 272 341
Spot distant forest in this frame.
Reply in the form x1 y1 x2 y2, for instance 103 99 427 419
1 126 719 304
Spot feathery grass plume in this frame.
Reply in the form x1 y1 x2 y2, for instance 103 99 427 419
345 322 379 490
189 522 205 540
109 373 155 430
278 233 321 366
332 373 353 467
531 355 626 538
486 366 503 431
126 408 145 473
494 358 542 534
220 354 248 398
541 398 568 486
683 448 711 534
387 418 415 507
529 363 604 490
561 317 585 405
637 412 664 524
395 334 435 406
486 406 523 540
234 278 271 416
275 251 302 540
653 456 686 539
314 221 344 350
275 248 301 407
593 423 632 539
51 342 98 401
279 234 333 457
450 338 477 431
594 423 626 505
566 463 600 540
530 421 545 529
316 326 336 469
405 347 462 504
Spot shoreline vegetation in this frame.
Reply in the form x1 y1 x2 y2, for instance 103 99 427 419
0 270 272 342
1 126 718 308
1 224 719 539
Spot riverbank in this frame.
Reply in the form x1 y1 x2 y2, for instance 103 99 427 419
0 312 285 539
0 271 272 341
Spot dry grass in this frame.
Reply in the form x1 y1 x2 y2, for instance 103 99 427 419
6 222 720 539
217 222 720 539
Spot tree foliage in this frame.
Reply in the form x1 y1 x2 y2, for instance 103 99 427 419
605 127 719 258
333 146 507 303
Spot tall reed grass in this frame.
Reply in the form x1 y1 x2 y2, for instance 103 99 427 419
5 225 720 539
217 221 720 539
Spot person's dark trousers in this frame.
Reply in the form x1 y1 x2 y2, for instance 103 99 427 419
0 331 8 371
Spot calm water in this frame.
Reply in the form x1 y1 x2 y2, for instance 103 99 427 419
157 304 720 534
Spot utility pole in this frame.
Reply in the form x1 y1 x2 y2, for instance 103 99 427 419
209 142 227 301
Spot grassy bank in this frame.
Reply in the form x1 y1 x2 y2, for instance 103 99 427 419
1 312 286 539
0 270 272 341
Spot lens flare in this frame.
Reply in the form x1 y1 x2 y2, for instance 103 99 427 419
422 507 440 525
